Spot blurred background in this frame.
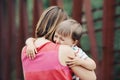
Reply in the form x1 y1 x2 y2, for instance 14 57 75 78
0 0 120 80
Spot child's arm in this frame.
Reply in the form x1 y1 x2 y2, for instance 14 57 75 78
67 47 96 70
66 56 96 71
25 37 37 59
77 49 96 70
82 57 96 70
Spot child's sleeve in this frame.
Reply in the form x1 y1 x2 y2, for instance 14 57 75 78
77 48 88 60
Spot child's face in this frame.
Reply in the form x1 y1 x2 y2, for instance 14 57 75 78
53 32 74 46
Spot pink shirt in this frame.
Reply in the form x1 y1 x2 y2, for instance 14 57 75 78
21 42 72 80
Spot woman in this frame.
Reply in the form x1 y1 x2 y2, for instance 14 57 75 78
21 6 96 80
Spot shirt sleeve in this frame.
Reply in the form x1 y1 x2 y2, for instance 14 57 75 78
72 46 88 59
77 48 88 59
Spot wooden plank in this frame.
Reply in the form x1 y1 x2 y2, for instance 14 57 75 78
72 0 83 47
19 0 28 40
16 0 28 79
0 0 4 79
84 0 100 79
50 0 63 7
32 0 43 37
102 0 115 80
72 0 83 23
49 0 57 6
57 0 63 8
3 0 16 80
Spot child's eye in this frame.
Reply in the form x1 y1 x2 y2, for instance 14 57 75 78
60 38 64 41
54 35 58 38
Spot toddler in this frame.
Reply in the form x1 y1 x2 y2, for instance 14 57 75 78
53 19 96 80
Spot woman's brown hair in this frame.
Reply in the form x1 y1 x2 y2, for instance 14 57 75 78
35 6 69 41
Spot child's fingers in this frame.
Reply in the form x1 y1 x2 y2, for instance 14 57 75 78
66 60 74 65
66 60 73 63
28 53 32 59
31 55 35 59
32 52 36 59
30 51 36 59
34 49 37 53
68 64 76 67
26 51 35 59
25 46 36 59
66 61 76 67
68 56 74 59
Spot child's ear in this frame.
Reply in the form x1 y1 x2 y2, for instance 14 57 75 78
73 40 78 46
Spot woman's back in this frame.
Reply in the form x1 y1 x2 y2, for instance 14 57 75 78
21 41 72 80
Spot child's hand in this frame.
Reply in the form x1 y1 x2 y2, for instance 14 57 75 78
66 56 81 67
26 45 37 59
25 37 37 59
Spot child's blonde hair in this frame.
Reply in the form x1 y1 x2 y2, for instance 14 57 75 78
56 19 83 41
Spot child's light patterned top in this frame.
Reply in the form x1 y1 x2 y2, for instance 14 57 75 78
72 46 88 80
72 46 88 59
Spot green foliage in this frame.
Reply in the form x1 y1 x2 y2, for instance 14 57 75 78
114 52 120 63
96 32 103 60
116 0 120 3
115 16 120 27
114 64 120 80
63 0 72 16
42 0 49 9
80 34 90 51
93 10 103 20
27 0 33 27
91 0 103 8
114 29 120 50
116 6 120 15
94 20 102 30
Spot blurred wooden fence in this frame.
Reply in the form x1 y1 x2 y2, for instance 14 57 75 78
0 0 119 80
